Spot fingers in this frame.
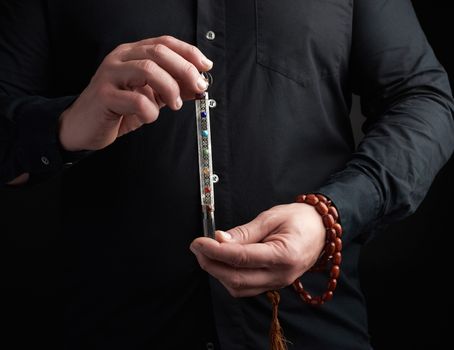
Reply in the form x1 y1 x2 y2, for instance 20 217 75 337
189 204 327 299
6 173 30 186
117 85 161 136
60 36 208 152
135 83 165 109
192 248 290 297
117 114 143 137
226 211 278 245
105 88 160 124
190 237 279 269
111 60 182 110
134 35 213 72
120 44 209 99
101 35 211 112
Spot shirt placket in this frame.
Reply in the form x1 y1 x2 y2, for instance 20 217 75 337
196 0 232 231
196 1 247 349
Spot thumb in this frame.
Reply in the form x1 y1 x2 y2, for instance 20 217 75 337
216 213 272 244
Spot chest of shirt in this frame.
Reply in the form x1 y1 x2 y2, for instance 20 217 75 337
46 0 353 91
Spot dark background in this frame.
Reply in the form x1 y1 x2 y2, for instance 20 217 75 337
0 1 452 348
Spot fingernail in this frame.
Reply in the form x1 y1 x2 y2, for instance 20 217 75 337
201 58 213 69
197 76 209 91
190 244 198 254
175 96 183 109
220 231 232 240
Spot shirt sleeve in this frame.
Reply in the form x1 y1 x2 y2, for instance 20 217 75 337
0 1 78 185
317 0 454 242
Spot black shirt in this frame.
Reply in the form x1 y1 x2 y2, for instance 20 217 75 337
1 1 453 349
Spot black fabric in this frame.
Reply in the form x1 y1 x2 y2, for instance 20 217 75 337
360 0 454 348
1 1 453 349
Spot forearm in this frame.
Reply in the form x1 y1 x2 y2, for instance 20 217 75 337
317 0 454 242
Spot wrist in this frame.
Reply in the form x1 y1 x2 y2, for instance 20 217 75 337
293 193 343 305
294 202 326 263
58 110 93 166
58 108 83 152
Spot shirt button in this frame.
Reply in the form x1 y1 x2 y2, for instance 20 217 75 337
208 99 217 109
206 342 215 350
41 156 50 165
212 174 219 184
205 31 216 41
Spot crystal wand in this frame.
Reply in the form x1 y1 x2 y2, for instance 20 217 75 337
195 91 216 238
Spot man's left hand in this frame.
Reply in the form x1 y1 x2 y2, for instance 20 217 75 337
190 203 326 297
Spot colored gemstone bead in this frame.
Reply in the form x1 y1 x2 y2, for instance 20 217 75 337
204 187 211 194
201 111 207 118
203 149 210 157
202 130 209 137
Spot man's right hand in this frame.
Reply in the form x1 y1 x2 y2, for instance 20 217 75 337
59 35 212 151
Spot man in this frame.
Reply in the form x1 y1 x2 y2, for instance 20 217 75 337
1 1 453 349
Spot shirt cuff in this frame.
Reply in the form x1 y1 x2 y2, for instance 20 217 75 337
316 170 383 243
11 95 78 182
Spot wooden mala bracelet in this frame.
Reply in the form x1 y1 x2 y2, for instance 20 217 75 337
293 193 343 305
266 194 344 350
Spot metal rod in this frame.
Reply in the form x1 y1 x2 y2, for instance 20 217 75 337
195 91 216 238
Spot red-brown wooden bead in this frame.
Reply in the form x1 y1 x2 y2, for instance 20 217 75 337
326 228 337 242
298 294 307 303
330 265 340 279
293 280 304 292
293 194 343 306
328 279 337 291
301 290 312 302
315 202 329 216
310 296 323 305
334 237 342 252
316 194 328 203
296 194 306 203
323 214 335 228
325 242 336 256
333 252 342 265
333 223 343 237
328 206 339 221
322 291 334 302
305 194 319 206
